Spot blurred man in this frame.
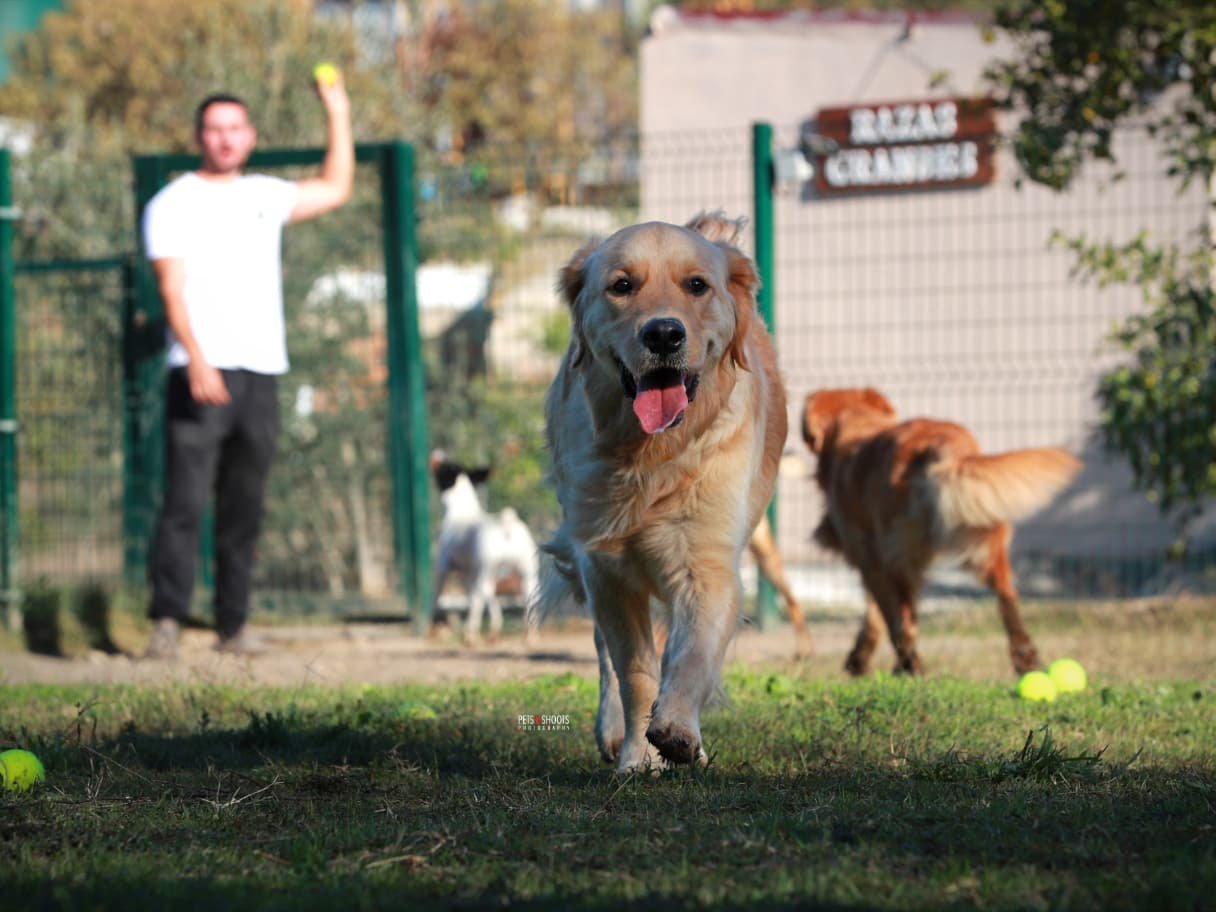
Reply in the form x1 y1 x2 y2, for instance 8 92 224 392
141 73 354 658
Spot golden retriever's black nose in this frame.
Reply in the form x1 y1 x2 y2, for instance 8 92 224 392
641 318 686 356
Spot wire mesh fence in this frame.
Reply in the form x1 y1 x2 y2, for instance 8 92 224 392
14 260 128 588
767 118 1215 607
5 122 1213 628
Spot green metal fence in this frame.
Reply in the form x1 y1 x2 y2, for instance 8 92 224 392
0 150 19 631
0 144 437 631
14 256 130 597
0 135 776 634
3 124 1213 637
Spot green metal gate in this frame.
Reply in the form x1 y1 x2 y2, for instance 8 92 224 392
0 144 433 631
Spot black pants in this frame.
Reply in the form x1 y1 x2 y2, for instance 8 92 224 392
148 368 279 637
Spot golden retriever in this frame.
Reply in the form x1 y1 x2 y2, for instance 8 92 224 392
537 212 787 772
801 388 1080 676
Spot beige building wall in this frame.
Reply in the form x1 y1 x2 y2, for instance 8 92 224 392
640 7 1212 600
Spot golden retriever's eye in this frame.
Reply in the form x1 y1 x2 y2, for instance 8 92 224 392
610 277 633 295
687 276 709 296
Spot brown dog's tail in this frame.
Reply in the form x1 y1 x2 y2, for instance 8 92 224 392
937 448 1081 530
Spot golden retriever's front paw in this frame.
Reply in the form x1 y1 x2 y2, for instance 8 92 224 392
645 719 702 766
596 703 625 763
615 741 664 775
598 735 622 764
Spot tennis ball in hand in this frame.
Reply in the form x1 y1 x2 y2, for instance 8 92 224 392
0 748 46 793
312 62 340 86
1047 658 1088 694
1016 670 1058 703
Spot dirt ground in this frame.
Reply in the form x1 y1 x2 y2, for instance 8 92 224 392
0 617 865 688
5 596 1213 688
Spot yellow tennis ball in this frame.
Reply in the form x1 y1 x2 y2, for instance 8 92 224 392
1016 670 1058 703
1047 658 1088 694
312 62 339 86
0 748 46 793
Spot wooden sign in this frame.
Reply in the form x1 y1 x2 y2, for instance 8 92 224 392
810 97 996 194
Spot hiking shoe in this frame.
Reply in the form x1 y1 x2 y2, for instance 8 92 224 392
143 618 180 660
215 628 268 657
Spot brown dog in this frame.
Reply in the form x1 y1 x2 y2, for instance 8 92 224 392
801 388 1080 676
537 212 787 772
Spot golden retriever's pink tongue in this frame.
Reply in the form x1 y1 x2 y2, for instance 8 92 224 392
633 383 688 434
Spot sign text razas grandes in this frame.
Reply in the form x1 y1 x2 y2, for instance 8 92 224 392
812 97 996 195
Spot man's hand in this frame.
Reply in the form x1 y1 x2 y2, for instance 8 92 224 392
187 360 230 405
314 70 351 121
291 68 354 223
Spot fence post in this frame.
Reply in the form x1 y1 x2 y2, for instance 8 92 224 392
751 122 780 632
0 150 19 631
380 142 432 631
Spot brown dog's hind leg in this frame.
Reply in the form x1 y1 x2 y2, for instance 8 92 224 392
975 524 1041 674
861 571 923 675
844 597 885 675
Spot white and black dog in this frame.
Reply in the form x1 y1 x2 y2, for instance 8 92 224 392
430 451 540 645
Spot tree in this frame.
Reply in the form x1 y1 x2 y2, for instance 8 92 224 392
985 0 1216 553
0 0 409 260
406 0 636 165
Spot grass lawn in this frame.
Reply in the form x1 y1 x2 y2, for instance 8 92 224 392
2 601 1214 910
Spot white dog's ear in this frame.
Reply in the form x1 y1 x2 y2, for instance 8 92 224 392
686 210 748 246
557 238 599 368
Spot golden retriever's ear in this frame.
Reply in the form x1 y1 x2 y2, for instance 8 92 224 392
686 210 748 245
861 387 897 416
723 246 759 371
557 238 599 368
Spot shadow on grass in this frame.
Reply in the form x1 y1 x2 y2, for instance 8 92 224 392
6 733 1215 911
20 582 131 658
100 714 600 784
4 875 873 912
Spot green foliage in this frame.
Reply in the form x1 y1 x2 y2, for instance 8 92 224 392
413 0 636 161
986 0 1216 191
540 308 572 359
0 0 410 261
1058 233 1216 550
426 374 558 536
986 0 1216 543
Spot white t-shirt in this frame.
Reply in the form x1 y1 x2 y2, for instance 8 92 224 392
142 172 300 375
